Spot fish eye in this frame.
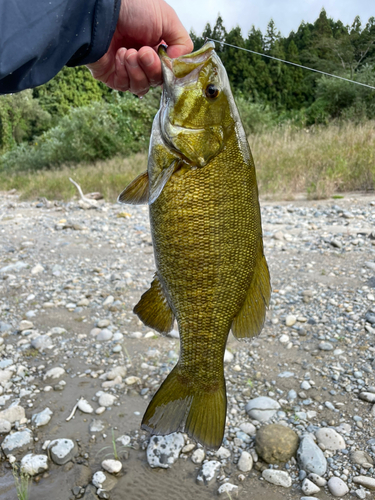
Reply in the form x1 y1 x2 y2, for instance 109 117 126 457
205 84 219 99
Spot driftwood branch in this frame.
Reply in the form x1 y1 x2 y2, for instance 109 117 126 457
69 178 98 208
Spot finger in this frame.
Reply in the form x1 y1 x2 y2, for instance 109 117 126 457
124 49 151 96
114 47 130 92
159 1 194 58
138 47 163 87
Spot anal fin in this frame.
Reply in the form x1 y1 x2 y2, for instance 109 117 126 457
134 275 175 334
231 243 271 339
118 171 149 205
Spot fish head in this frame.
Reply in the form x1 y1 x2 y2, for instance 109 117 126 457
159 42 235 167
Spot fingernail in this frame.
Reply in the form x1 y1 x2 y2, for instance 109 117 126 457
126 54 138 68
139 51 154 67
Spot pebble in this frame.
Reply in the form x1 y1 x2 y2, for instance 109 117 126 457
285 315 297 327
308 473 327 487
146 433 185 469
238 451 253 472
239 422 256 436
319 342 333 351
191 448 205 464
98 393 117 407
255 424 299 463
197 460 221 485
302 478 320 495
32 407 53 427
101 459 122 474
297 435 327 476
315 428 346 451
351 450 373 465
0 405 25 424
217 483 238 495
262 469 292 488
0 419 11 433
78 399 94 414
48 438 76 465
215 447 231 459
21 454 49 475
44 367 65 379
359 392 375 403
92 471 107 488
352 476 375 490
246 396 281 422
96 329 113 341
1 429 33 455
327 477 349 497
90 420 105 433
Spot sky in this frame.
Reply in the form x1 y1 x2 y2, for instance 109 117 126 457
168 0 374 38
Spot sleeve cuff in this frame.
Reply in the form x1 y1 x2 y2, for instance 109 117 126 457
68 0 121 66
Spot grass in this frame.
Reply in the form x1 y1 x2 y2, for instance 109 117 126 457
1 121 374 201
12 464 30 500
96 429 129 460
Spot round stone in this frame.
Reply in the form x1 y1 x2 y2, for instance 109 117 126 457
285 315 297 327
191 448 205 464
238 451 253 472
256 424 299 463
315 428 346 451
101 459 122 474
262 469 291 488
246 396 281 422
328 477 349 497
21 454 48 476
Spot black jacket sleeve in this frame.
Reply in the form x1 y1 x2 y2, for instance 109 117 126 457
0 0 121 94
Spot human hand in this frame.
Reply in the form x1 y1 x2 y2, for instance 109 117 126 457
87 0 193 96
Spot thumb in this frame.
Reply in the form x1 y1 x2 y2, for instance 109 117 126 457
159 1 193 58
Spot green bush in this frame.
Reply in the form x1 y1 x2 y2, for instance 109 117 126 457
0 92 159 172
235 95 277 134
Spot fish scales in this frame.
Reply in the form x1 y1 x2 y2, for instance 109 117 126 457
118 42 271 449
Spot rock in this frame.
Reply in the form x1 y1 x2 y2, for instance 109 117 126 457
101 459 122 474
0 419 11 433
89 420 105 433
218 483 238 495
146 433 185 469
0 369 13 385
103 296 114 307
302 478 320 495
31 335 53 351
262 469 292 488
238 451 253 472
191 448 205 464
116 435 131 446
31 264 44 274
44 367 65 379
1 429 32 455
0 322 12 333
49 438 77 465
18 320 34 331
297 435 327 476
0 405 25 424
246 397 281 422
239 422 256 436
97 329 113 341
255 424 299 463
21 454 48 476
315 428 346 451
182 443 195 453
125 376 140 385
319 342 333 351
308 473 327 486
352 476 375 490
92 471 107 488
106 366 126 380
359 392 375 403
285 315 297 327
215 447 231 459
196 460 221 485
279 334 289 344
351 450 373 465
97 319 111 328
98 393 116 407
32 407 53 427
224 349 234 363
328 477 349 497
78 400 94 414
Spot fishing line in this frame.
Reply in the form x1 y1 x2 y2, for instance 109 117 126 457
206 38 375 91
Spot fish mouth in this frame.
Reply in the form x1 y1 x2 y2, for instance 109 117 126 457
159 41 215 88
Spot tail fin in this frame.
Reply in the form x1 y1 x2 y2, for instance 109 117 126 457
141 365 226 450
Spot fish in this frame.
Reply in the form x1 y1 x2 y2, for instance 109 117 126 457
118 42 271 450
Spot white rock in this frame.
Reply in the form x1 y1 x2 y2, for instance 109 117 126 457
191 448 205 464
147 433 185 469
101 459 122 474
224 349 234 363
32 407 53 427
353 476 375 490
125 376 140 385
48 438 76 465
308 473 327 486
315 428 346 451
197 460 221 485
0 405 25 424
262 469 292 488
0 419 11 433
238 451 253 472
285 315 297 327
1 429 32 455
96 407 106 415
103 296 114 307
246 396 280 422
92 471 107 488
129 332 143 339
78 399 94 414
97 329 113 341
31 264 44 275
21 454 48 475
98 393 117 407
218 483 238 495
239 422 256 436
302 478 320 495
359 392 375 403
182 443 195 453
0 370 12 385
279 334 289 344
44 367 65 380
106 366 126 380
215 446 231 459
116 435 131 446
328 477 349 497
19 320 34 331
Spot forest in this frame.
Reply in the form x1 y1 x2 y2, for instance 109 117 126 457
0 9 374 198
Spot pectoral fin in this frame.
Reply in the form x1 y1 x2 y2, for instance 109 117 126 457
149 160 177 204
134 274 175 334
231 244 271 339
118 171 149 205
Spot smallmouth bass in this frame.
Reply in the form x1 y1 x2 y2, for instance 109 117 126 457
119 42 271 449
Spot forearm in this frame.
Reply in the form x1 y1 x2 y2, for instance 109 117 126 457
0 0 120 94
